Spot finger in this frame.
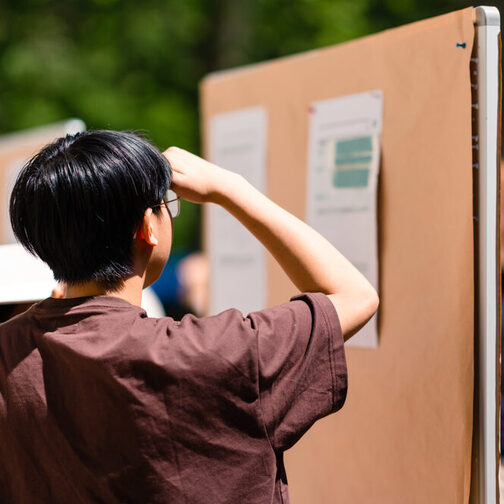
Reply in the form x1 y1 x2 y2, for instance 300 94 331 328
170 169 185 185
162 146 181 155
164 153 188 175
163 146 187 161
162 147 180 164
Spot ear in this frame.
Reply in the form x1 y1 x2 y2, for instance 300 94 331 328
138 208 159 246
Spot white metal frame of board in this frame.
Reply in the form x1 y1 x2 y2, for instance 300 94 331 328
474 5 501 504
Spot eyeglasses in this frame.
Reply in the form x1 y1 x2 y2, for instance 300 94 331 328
152 189 180 219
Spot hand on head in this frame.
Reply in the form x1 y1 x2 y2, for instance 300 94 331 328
163 147 233 205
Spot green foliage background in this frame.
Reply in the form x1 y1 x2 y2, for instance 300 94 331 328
0 0 482 249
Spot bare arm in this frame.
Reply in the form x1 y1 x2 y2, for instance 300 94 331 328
163 147 379 340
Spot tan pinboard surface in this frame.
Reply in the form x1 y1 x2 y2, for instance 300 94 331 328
201 8 475 503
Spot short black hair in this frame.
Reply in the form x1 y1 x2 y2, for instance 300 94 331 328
10 130 172 290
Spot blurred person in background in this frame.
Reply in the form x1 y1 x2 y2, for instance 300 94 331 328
176 251 209 316
0 129 378 503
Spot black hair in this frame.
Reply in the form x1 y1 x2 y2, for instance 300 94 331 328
9 130 172 290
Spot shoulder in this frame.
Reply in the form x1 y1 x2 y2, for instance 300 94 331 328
247 292 340 338
149 308 258 367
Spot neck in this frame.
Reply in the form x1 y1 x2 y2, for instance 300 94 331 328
64 275 145 307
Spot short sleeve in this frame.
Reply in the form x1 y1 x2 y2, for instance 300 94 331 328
247 292 347 452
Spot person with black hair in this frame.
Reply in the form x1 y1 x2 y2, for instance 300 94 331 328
0 130 378 504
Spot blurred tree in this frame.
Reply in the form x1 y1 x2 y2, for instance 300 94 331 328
0 0 483 250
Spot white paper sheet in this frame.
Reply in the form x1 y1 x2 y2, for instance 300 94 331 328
208 107 267 315
0 244 56 303
306 91 383 348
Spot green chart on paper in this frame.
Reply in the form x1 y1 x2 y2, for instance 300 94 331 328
333 135 373 188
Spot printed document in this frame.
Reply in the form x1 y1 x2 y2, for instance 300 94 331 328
306 91 383 347
208 107 267 315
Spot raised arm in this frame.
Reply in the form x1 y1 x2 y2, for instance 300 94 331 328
163 147 379 340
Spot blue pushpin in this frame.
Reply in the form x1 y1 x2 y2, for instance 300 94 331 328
456 42 466 49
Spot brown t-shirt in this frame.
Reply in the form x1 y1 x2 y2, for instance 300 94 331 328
0 292 347 504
